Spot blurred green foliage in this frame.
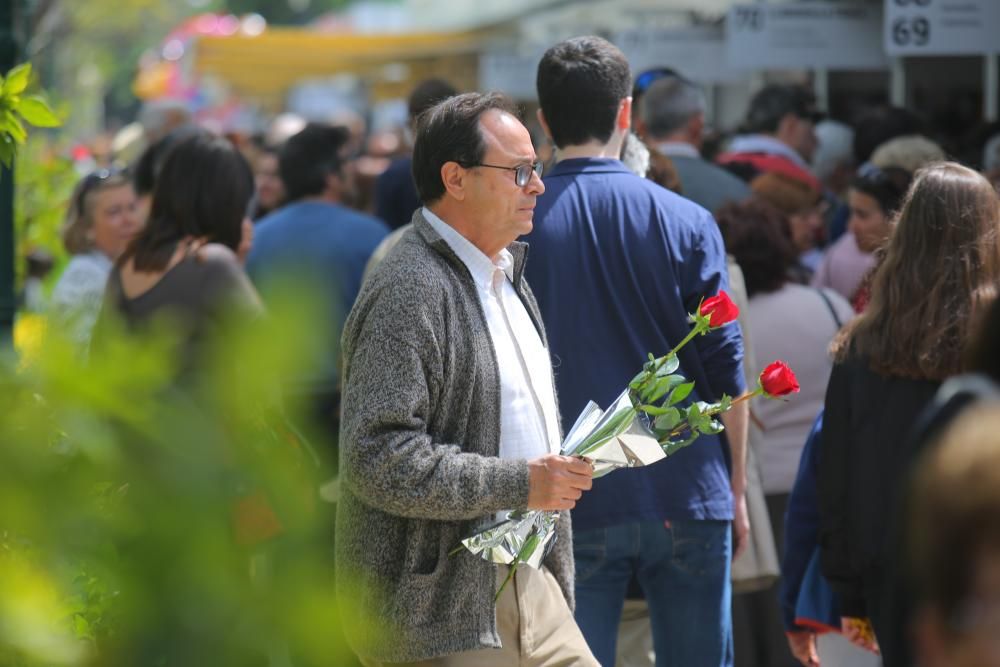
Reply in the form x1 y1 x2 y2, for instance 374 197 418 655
14 135 77 288
0 288 364 666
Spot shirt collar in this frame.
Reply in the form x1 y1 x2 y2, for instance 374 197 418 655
421 207 514 290
546 157 634 178
656 141 700 159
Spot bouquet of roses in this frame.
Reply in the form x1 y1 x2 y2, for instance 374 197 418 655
457 292 800 599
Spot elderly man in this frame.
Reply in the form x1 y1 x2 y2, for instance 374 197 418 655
336 92 598 667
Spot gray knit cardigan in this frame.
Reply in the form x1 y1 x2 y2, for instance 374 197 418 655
336 210 574 663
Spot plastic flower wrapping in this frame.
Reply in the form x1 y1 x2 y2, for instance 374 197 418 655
456 292 800 598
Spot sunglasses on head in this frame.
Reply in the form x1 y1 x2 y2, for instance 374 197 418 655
75 167 127 217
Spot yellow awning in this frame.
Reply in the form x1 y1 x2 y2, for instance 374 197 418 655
193 28 488 105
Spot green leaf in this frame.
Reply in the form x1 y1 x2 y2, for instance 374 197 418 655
643 375 683 404
661 433 700 457
686 402 702 423
3 63 31 97
699 418 725 435
628 370 646 390
655 355 680 377
16 96 61 128
653 407 681 431
2 111 26 144
667 381 695 407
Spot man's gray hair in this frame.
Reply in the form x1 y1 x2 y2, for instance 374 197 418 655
641 76 705 139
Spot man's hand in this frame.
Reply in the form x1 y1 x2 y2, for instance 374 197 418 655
527 454 594 511
786 631 820 667
841 617 880 655
732 491 750 560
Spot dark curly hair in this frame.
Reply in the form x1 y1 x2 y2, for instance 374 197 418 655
714 197 799 298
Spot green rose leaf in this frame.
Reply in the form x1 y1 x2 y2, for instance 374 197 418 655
655 355 680 377
17 96 60 128
653 407 681 431
644 374 684 404
667 381 695 407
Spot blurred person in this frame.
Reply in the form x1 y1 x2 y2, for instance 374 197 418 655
266 112 307 148
252 142 286 220
97 133 261 377
641 74 749 213
629 66 681 132
50 168 141 350
246 123 387 442
374 78 458 229
715 198 853 667
811 167 912 306
528 36 747 667
851 106 923 169
907 402 1000 667
138 98 192 145
131 124 206 224
812 121 855 199
718 85 824 191
819 162 1000 666
337 92 598 666
750 171 826 278
869 134 946 174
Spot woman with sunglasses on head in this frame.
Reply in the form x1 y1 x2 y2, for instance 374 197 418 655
96 133 260 378
50 168 141 350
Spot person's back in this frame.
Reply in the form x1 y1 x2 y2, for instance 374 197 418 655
747 283 852 493
245 124 389 397
526 36 746 667
671 155 750 213
530 161 740 501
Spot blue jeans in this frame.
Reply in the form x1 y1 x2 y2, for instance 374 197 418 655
573 519 733 667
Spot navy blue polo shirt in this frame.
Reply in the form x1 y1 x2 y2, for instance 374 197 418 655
524 158 745 528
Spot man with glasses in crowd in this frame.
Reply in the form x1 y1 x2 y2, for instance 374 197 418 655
336 91 598 666
526 36 747 667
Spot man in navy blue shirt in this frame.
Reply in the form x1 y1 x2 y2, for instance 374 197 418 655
526 36 748 667
247 123 388 440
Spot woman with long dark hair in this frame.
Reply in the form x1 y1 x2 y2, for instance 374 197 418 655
818 162 1000 666
98 133 260 375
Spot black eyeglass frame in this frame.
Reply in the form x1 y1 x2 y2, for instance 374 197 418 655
469 160 544 187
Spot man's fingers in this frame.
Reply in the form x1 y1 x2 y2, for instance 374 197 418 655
562 456 595 476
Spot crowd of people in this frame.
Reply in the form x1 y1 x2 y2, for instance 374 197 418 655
35 32 1000 667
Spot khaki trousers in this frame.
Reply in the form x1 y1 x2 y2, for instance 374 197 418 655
362 565 599 667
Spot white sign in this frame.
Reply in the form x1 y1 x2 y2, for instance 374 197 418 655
478 51 542 101
615 26 741 84
727 3 888 70
884 0 1000 56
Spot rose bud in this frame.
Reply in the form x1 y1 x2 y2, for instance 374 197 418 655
759 361 800 397
700 291 740 328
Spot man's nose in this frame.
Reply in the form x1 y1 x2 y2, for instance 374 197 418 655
525 169 545 196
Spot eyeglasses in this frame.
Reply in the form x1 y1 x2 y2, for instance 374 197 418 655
471 160 543 187
75 167 126 217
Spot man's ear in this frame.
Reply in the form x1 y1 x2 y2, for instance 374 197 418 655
536 108 554 144
617 97 633 132
440 161 467 201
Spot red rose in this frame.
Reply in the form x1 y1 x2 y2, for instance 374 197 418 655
759 361 800 397
700 291 740 328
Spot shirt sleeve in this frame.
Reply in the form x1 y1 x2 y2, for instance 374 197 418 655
685 210 747 399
